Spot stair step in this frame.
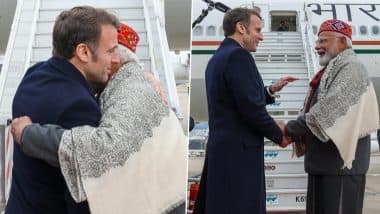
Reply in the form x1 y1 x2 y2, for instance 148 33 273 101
277 93 307 101
259 68 308 74
39 7 145 21
39 0 143 9
261 39 304 44
119 18 146 32
36 19 146 34
32 44 150 60
276 97 305 105
259 43 304 48
255 58 305 63
267 206 306 212
258 44 303 49
267 100 304 109
263 34 302 38
264 147 303 161
267 108 301 115
255 49 305 54
254 53 304 61
34 31 148 46
252 51 304 58
277 90 308 95
29 58 152 72
257 62 306 68
266 189 306 210
264 160 305 174
270 115 298 122
254 53 304 57
275 86 309 93
266 174 307 190
263 31 301 36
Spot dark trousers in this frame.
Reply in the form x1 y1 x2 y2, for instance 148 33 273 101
306 174 365 214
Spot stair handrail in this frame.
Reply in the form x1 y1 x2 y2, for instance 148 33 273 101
0 0 40 123
300 4 319 80
299 12 311 80
142 0 183 119
0 0 24 124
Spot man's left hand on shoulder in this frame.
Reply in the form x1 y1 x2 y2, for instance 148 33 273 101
143 71 168 105
11 116 32 144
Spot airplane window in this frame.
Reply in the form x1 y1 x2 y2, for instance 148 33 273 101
206 26 216 36
312 25 318 35
359 26 368 35
193 26 203 36
372 26 379 35
219 26 224 36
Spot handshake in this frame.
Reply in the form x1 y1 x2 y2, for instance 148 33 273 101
276 120 292 148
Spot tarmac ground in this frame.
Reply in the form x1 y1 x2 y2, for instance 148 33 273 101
188 153 380 213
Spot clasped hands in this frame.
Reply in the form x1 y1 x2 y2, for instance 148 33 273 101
276 120 292 148
270 76 298 148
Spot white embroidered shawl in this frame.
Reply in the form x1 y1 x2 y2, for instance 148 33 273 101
58 62 187 213
304 48 379 169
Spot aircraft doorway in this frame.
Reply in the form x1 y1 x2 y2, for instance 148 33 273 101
270 11 297 32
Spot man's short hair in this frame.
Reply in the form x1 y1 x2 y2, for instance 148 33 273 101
223 7 262 37
52 6 119 59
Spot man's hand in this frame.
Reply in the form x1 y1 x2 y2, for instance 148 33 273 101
270 76 299 93
276 120 291 148
11 116 32 144
280 136 291 148
144 71 168 105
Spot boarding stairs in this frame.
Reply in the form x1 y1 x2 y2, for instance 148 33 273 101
0 0 182 123
0 0 181 210
253 31 308 212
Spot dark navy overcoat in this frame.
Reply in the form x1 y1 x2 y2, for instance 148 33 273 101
6 57 100 214
195 38 283 214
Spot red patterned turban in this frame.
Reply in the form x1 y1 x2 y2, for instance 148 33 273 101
118 23 140 53
318 19 352 40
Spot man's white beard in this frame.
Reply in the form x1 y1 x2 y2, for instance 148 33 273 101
319 53 334 66
319 43 340 66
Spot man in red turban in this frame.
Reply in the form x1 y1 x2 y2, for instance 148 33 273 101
284 19 378 214
108 23 167 103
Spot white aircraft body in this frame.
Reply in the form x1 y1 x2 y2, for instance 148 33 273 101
191 0 380 122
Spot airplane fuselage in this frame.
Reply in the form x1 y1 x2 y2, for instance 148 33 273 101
191 0 380 121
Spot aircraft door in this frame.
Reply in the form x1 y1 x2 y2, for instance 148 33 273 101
270 11 297 32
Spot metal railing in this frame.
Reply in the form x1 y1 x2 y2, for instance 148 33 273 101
0 0 23 122
299 4 319 81
0 124 5 211
142 0 183 119
0 0 40 122
0 119 12 212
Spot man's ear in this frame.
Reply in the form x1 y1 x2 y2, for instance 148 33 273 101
236 22 246 34
74 43 90 62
